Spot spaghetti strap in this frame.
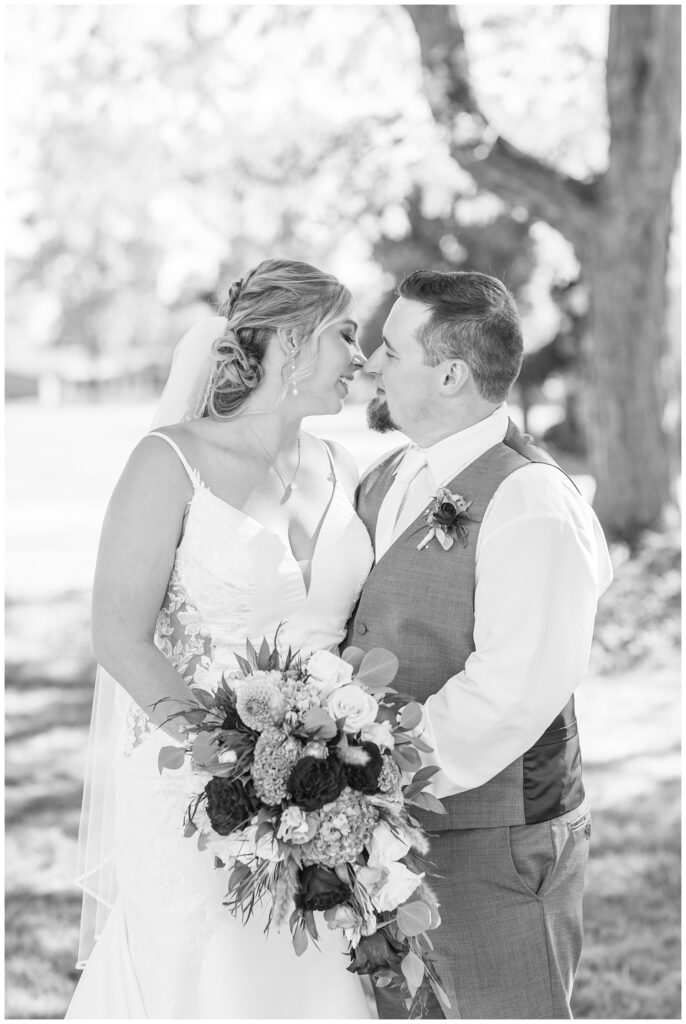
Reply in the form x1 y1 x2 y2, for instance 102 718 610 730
146 431 200 488
321 439 339 485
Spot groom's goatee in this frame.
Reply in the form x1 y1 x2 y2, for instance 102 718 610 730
367 396 398 433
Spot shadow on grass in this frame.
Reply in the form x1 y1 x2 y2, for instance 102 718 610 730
572 777 681 1019
6 891 82 1020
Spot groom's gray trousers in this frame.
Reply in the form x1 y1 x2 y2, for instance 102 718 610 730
372 800 591 1020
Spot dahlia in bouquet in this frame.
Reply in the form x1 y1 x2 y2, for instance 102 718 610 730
158 632 450 1015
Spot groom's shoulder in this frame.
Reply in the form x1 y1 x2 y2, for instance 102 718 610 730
359 445 407 488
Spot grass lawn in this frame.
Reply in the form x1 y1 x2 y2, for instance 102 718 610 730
5 400 681 1019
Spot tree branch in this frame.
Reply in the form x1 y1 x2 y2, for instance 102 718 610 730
403 4 598 246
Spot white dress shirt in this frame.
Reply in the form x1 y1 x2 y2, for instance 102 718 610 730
375 404 614 798
375 447 435 558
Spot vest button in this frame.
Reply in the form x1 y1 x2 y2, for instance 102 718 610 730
357 622 368 636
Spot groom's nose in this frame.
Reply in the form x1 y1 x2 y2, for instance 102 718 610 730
364 346 383 375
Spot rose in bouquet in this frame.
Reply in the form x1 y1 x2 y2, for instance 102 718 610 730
157 632 451 1016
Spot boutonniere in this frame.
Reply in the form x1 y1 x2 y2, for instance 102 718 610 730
417 486 473 551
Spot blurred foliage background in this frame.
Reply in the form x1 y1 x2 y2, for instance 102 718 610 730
5 5 680 1019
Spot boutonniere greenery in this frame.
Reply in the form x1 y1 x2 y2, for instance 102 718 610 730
417 486 473 552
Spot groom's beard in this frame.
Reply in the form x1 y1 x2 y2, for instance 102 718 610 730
366 396 399 433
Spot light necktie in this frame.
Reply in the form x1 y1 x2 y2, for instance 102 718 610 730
375 446 433 558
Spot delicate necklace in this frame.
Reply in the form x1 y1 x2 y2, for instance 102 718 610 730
248 420 302 504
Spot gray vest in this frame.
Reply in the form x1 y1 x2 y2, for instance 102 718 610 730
346 422 584 831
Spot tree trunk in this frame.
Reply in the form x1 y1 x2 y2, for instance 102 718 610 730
405 4 681 542
580 194 675 539
578 6 680 540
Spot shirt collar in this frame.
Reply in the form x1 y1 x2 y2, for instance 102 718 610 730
422 403 510 485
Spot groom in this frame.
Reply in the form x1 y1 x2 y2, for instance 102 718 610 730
346 270 612 1019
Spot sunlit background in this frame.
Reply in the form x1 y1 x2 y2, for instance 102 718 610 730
5 5 680 1019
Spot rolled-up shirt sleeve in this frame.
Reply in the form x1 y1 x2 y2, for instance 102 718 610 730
419 466 613 799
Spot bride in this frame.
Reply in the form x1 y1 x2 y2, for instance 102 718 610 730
67 258 375 1019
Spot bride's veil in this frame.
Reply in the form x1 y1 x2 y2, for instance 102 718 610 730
74 317 226 967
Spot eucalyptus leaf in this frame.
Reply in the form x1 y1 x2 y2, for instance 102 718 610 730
374 969 394 989
301 707 338 740
157 745 186 773
397 901 432 937
193 688 217 709
410 736 434 753
355 648 400 688
400 950 425 996
292 921 309 956
410 791 448 815
392 745 421 772
410 765 441 784
341 646 365 671
398 702 423 731
191 732 221 769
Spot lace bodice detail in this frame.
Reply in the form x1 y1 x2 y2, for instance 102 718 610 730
118 431 374 754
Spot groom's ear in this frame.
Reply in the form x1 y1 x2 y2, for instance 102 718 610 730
439 359 470 395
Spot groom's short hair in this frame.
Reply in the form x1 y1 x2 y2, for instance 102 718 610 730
398 270 524 402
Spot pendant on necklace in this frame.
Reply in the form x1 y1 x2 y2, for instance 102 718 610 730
281 484 294 505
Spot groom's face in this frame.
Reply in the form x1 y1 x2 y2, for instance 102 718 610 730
366 298 437 437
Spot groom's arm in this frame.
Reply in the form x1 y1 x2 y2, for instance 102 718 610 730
417 464 613 798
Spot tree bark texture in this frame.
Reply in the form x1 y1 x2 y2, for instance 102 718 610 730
405 4 681 540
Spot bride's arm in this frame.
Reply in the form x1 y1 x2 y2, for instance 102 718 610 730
91 437 205 741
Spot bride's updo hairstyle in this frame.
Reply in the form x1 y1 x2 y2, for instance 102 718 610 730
201 258 352 419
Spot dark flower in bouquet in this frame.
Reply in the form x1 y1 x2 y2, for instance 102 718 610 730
294 864 351 912
205 776 260 836
287 754 346 811
221 706 241 731
350 925 405 972
344 741 383 794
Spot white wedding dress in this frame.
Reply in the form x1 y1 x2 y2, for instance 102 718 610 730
67 432 375 1019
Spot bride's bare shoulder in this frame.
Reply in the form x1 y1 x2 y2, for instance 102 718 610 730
116 429 197 504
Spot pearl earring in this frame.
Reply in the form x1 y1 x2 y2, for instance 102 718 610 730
291 361 298 396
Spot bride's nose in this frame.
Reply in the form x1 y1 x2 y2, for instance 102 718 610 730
350 342 366 371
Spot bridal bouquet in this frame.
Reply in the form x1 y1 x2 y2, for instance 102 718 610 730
158 633 450 1015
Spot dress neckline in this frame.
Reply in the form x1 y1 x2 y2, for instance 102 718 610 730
147 429 357 598
189 462 354 599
